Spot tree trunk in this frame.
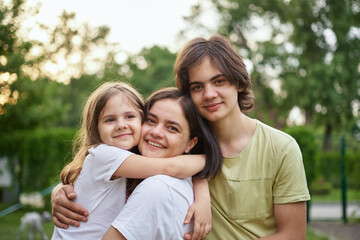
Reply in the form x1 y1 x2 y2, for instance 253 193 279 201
305 108 312 126
322 123 333 151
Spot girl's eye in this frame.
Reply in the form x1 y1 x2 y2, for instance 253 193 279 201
105 118 115 123
125 114 136 120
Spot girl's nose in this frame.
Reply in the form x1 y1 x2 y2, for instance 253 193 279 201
116 119 127 130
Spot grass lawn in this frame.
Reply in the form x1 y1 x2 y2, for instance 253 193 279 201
0 206 328 240
0 208 54 240
306 229 329 240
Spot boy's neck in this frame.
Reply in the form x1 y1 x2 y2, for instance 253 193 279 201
210 110 257 157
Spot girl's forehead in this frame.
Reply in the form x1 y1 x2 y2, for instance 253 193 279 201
102 93 141 113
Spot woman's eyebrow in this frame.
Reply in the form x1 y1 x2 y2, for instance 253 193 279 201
167 120 182 130
147 112 157 119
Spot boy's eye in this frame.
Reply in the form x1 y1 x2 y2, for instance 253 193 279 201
214 79 226 85
190 85 202 92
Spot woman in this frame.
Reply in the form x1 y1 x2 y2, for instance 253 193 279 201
102 87 222 239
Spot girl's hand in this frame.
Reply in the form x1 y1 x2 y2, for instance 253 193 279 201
51 183 89 228
184 200 212 240
183 178 211 240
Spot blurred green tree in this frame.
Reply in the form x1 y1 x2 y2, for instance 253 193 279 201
182 0 360 149
101 45 176 99
0 1 114 130
0 0 34 118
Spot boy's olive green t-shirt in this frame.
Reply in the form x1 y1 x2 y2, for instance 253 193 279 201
207 121 310 240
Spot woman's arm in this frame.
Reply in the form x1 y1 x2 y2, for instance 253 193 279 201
184 178 212 240
103 226 127 240
113 154 206 179
51 183 89 228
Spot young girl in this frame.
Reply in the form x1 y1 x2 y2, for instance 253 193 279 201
51 82 206 239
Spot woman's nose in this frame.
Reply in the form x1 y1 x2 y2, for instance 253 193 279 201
149 125 164 138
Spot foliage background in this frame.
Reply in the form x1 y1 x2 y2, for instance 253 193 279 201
0 0 359 213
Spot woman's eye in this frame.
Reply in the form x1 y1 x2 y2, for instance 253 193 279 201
168 126 179 132
145 118 156 125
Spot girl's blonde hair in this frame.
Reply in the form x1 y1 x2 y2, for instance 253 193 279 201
60 81 144 185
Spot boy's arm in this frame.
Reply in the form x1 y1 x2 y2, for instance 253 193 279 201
51 183 89 228
184 178 211 240
259 202 307 240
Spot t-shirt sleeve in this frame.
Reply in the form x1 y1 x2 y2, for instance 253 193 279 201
111 177 175 239
90 144 133 183
273 139 311 204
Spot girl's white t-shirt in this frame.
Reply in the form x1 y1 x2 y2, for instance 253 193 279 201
52 144 133 239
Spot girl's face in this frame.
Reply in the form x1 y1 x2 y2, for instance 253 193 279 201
188 57 239 123
98 93 142 150
138 99 198 158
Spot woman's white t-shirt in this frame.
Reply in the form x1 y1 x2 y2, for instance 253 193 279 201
111 175 194 240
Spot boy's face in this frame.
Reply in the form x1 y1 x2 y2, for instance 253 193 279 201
138 99 197 158
188 57 239 123
98 93 142 150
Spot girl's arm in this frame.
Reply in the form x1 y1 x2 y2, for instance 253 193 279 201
113 154 205 179
52 153 205 228
184 178 212 240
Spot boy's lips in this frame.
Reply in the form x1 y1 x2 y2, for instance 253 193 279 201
204 102 221 112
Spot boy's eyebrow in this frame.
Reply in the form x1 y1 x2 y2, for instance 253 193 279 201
189 74 225 85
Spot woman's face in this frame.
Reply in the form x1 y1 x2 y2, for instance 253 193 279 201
138 99 198 158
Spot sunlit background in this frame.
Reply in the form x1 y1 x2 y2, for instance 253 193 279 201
0 0 359 239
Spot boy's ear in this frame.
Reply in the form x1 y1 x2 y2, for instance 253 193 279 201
184 137 198 153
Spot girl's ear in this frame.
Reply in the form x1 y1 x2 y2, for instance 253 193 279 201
184 137 198 153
